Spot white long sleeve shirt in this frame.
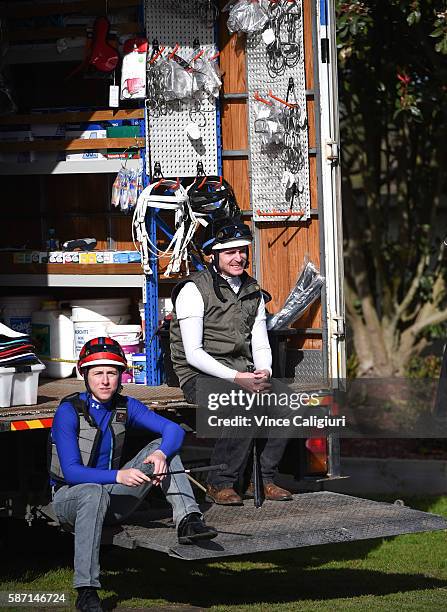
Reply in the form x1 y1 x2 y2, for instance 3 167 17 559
175 277 272 380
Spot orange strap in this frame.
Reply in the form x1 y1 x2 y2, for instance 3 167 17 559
191 49 205 62
168 43 180 60
268 90 297 108
254 91 273 106
149 46 166 65
256 209 304 217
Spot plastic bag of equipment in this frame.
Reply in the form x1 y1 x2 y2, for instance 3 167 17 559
160 57 192 101
254 99 285 146
224 0 268 35
111 166 143 212
267 260 324 330
192 53 222 99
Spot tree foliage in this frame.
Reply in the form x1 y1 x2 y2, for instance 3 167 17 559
336 1 447 375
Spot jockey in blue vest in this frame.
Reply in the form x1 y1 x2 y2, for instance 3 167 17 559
49 337 217 612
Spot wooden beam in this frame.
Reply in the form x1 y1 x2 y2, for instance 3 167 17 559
0 137 145 153
0 109 145 126
6 22 141 42
1 0 141 19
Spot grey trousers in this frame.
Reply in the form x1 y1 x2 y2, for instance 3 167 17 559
52 439 200 589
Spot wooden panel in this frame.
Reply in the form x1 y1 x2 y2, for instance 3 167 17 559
2 221 41 251
306 99 316 149
217 0 322 335
1 261 141 275
218 4 247 95
6 23 141 42
0 109 144 126
2 175 42 249
0 138 145 153
115 216 134 250
303 0 314 91
43 174 110 248
259 217 321 309
222 158 250 211
1 0 140 18
309 155 318 209
221 101 248 150
45 174 108 213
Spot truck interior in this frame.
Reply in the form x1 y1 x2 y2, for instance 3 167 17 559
0 0 446 559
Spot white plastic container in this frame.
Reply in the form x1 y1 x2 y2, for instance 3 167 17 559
73 315 131 379
0 296 44 335
32 301 75 378
107 324 142 383
71 298 131 322
0 362 46 408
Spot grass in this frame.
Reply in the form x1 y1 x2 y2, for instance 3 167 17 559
1 496 447 611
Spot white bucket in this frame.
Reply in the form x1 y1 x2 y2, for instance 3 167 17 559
0 295 45 336
107 324 142 346
73 314 131 379
70 298 130 321
32 304 75 379
108 324 142 383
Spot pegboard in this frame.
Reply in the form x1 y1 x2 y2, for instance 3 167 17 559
245 0 311 222
145 0 218 178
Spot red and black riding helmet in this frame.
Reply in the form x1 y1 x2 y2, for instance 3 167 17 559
77 337 127 373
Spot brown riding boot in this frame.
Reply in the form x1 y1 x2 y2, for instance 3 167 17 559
245 482 293 501
206 485 243 505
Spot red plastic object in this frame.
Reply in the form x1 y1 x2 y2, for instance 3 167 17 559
89 17 120 73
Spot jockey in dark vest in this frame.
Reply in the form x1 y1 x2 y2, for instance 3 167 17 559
170 217 292 506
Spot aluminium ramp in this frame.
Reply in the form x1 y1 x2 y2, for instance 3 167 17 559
111 492 447 560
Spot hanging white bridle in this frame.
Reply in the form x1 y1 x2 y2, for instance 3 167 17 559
132 180 207 277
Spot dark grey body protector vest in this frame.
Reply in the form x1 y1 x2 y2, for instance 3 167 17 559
48 392 127 486
170 267 262 387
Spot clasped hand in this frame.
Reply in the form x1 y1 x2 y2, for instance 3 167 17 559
235 369 271 393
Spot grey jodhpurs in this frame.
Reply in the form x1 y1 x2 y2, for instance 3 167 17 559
52 439 200 588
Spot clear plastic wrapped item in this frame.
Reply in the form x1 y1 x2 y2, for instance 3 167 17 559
224 0 268 35
192 52 222 99
111 170 122 208
254 98 285 146
267 260 324 330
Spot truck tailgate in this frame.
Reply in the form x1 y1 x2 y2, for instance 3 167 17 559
109 492 447 560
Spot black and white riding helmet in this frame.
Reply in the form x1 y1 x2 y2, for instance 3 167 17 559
202 216 253 255
187 176 240 217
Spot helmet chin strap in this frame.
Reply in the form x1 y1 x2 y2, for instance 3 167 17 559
211 253 220 273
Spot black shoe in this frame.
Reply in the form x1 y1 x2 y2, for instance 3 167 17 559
177 512 218 545
75 587 103 612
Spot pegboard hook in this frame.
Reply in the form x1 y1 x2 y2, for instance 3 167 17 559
196 161 205 177
153 161 164 180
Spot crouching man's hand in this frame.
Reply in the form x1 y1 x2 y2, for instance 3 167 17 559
116 468 151 487
143 449 167 486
